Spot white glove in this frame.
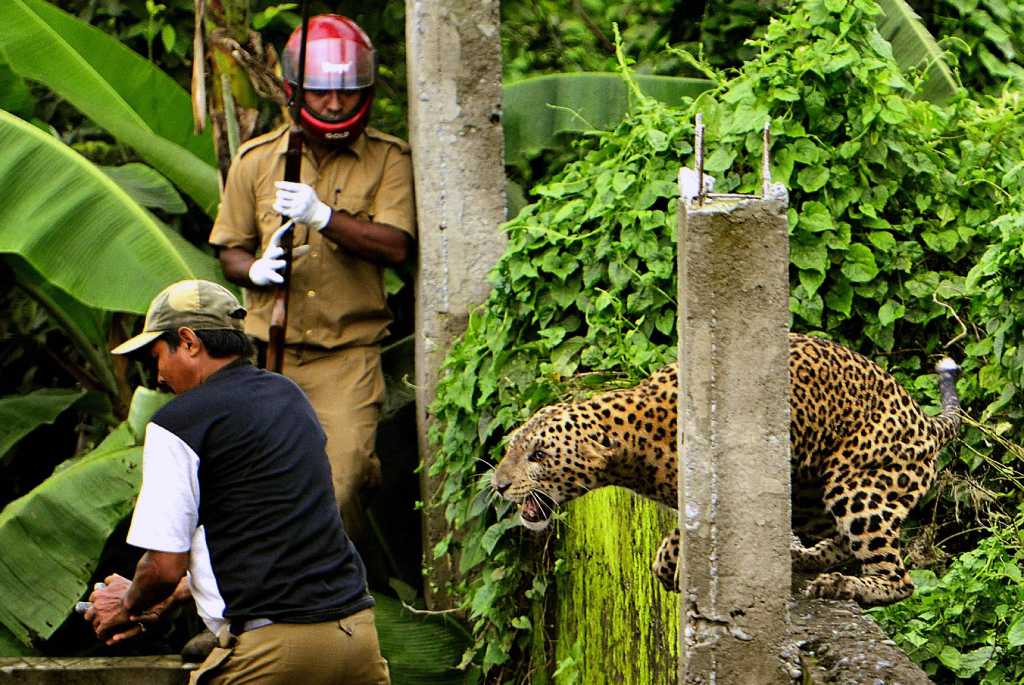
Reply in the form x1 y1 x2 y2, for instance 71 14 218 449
273 181 332 230
248 222 292 286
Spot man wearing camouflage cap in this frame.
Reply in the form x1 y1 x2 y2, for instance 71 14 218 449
86 280 389 684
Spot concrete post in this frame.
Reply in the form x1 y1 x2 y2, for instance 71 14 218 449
405 0 506 608
676 183 791 684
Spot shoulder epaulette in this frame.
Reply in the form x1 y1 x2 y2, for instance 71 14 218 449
364 127 411 154
236 126 289 159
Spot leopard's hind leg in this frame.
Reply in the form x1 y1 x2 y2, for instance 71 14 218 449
805 442 929 605
791 484 853 572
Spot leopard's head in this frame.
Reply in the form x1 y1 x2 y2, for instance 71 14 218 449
492 403 615 531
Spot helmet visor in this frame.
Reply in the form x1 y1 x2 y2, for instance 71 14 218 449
284 37 376 90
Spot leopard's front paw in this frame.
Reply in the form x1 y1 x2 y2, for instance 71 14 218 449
652 531 680 592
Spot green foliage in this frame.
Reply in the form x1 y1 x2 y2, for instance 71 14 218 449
912 0 1024 95
374 592 479 684
501 0 778 82
0 389 88 466
871 517 1024 683
502 72 713 167
0 110 223 315
430 0 1024 679
0 0 219 214
0 388 169 651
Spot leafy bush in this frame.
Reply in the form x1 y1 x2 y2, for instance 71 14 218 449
871 516 1024 683
430 0 1024 679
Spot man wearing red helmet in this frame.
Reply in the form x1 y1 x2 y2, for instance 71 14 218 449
209 15 414 552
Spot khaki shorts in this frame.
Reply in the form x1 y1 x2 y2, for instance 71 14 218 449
190 608 389 685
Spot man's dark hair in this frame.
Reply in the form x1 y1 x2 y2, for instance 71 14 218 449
158 329 254 359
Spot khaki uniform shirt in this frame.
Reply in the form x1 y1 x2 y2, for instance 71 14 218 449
210 125 415 349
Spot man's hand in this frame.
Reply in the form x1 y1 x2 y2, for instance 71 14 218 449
248 222 293 286
84 572 192 646
85 574 134 644
273 181 332 230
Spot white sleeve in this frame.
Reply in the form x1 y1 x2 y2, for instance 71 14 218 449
126 422 200 553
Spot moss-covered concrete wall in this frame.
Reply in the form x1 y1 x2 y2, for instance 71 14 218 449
553 488 678 683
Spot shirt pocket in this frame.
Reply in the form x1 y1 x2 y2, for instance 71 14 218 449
334 191 373 223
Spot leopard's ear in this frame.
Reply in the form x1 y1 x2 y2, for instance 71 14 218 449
578 432 616 468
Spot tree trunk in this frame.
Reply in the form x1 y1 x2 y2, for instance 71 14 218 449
551 489 679 682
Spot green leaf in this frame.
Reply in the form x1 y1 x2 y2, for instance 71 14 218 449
875 0 960 103
0 389 87 465
790 234 829 273
954 645 993 678
825 279 854 317
704 146 736 174
0 0 218 214
799 201 833 232
1007 615 1024 647
799 269 826 297
374 593 475 684
502 73 712 166
480 519 519 554
100 163 187 214
160 24 175 53
0 622 34 657
0 388 170 647
921 229 959 253
878 300 905 326
867 231 896 252
797 165 830 193
0 111 224 314
841 244 880 283
937 645 962 670
0 61 34 118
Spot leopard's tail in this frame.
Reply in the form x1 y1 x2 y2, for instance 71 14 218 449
930 357 962 445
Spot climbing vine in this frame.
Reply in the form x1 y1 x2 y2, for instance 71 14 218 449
430 0 1024 680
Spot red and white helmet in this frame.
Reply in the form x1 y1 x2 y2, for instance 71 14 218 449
282 15 377 145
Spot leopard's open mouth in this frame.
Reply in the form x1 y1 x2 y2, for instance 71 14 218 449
519 491 556 531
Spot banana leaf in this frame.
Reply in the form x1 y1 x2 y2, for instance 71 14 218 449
0 389 87 466
8 257 109 349
876 0 960 102
502 73 714 167
0 110 222 315
0 61 33 119
0 387 170 649
100 164 188 215
6 256 125 399
374 593 477 684
0 0 219 215
0 622 34 657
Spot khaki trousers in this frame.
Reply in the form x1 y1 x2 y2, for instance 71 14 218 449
281 345 384 539
189 609 390 685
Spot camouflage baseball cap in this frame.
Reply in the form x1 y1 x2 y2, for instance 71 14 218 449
111 280 247 355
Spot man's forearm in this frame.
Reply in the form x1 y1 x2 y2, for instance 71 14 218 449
123 551 188 615
319 212 412 266
217 247 259 288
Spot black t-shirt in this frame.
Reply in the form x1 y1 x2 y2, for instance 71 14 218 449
126 361 372 628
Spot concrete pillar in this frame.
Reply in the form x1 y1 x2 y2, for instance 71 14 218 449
676 183 791 684
405 0 506 608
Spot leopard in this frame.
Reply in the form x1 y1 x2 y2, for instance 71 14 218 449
492 332 962 606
